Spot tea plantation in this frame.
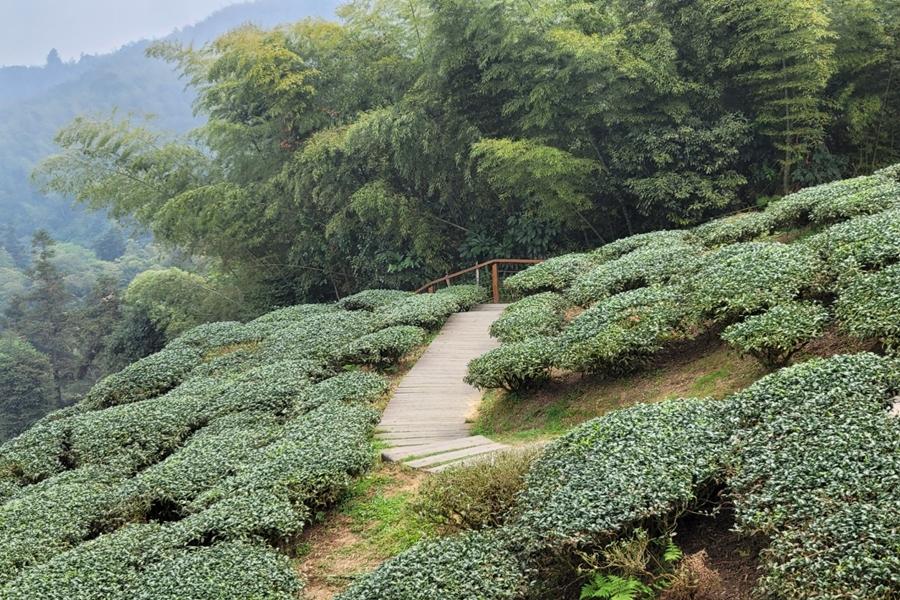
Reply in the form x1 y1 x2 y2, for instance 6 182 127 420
0 285 487 598
340 166 900 599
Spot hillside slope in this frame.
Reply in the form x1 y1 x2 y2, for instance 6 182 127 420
339 165 900 600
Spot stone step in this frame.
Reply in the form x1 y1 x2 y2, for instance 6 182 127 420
381 435 496 462
404 442 509 469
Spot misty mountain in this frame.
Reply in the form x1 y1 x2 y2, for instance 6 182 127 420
0 0 340 244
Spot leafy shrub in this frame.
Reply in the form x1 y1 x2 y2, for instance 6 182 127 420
504 253 600 295
512 398 732 548
556 287 687 374
341 325 427 365
168 321 263 354
250 303 338 324
835 264 900 350
130 541 302 600
489 292 568 342
336 531 525 600
687 211 775 247
685 242 824 320
592 230 689 262
293 371 390 414
721 302 830 367
434 284 489 309
465 337 558 391
417 448 539 532
765 174 900 228
82 345 203 409
875 162 900 181
338 289 413 311
803 207 900 270
377 294 463 329
726 353 900 598
260 310 380 362
568 240 701 306
209 359 330 416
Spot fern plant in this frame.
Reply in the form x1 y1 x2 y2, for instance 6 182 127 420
580 574 653 600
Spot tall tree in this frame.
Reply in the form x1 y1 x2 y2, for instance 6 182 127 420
0 334 54 441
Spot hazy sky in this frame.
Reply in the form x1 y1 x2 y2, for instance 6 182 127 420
0 0 246 66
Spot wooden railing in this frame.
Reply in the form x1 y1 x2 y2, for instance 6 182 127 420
415 258 543 303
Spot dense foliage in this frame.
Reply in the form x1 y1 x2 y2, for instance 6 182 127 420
721 302 830 367
0 285 453 595
32 0 900 308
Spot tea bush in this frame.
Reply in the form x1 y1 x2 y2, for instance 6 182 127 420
687 211 775 247
556 287 687 373
465 337 558 391
803 207 900 270
250 303 338 324
721 302 830 367
260 311 381 362
82 345 203 409
489 292 568 342
376 292 466 329
168 321 263 354
340 325 427 366
293 371 390 414
435 284 490 309
336 530 525 600
567 240 701 306
685 242 824 319
513 398 732 548
592 230 689 262
726 353 900 598
338 289 413 311
504 253 600 295
835 264 900 350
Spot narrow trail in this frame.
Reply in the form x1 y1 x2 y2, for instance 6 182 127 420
376 304 510 472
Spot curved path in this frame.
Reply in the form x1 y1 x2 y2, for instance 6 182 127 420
377 304 510 472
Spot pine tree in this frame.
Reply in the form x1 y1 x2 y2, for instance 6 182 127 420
715 0 835 192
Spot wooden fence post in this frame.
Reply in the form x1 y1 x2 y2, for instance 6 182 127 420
491 262 500 303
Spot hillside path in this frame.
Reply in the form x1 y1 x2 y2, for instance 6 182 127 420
377 304 510 472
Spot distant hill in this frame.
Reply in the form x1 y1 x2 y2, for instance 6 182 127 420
0 0 340 245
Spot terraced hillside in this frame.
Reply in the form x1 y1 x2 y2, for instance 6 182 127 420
0 285 486 597
340 164 900 600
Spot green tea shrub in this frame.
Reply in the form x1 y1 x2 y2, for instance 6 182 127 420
293 371 390 414
340 325 427 365
130 541 302 600
685 242 824 320
0 465 122 584
186 346 262 380
513 398 732 548
260 311 380 362
765 174 900 228
336 531 525 600
592 230 689 262
721 302 830 367
195 400 379 523
338 289 413 311
875 162 900 181
489 292 568 342
687 211 775 247
465 337 558 391
209 359 331 416
835 264 900 350
113 413 282 519
504 253 600 295
377 294 464 329
418 448 539 532
168 321 262 354
434 284 489 309
726 353 900 598
250 303 338 324
567 240 700 306
556 287 687 373
0 419 72 482
803 207 900 270
82 345 203 409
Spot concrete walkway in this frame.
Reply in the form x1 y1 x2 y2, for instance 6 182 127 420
376 304 510 472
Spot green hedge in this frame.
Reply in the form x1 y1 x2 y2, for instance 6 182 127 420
250 303 338 324
685 242 824 320
336 531 525 600
340 325 427 366
556 286 687 373
504 253 600 295
293 371 391 414
835 264 900 350
465 337 558 391
513 398 732 548
726 353 900 598
260 311 381 362
721 302 830 367
567 239 700 306
338 289 414 311
489 292 568 343
377 292 468 329
803 207 900 271
591 230 689 262
687 211 776 247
